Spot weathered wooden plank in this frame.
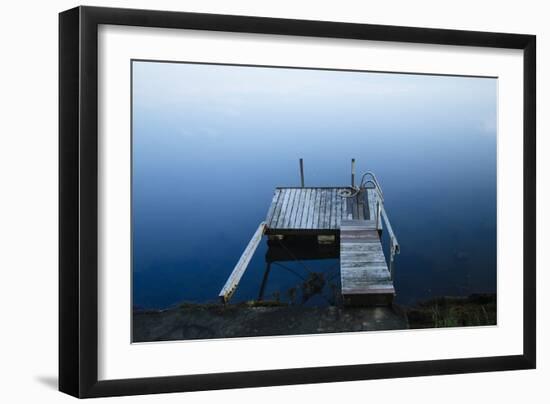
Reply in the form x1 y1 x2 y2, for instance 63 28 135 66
316 188 323 228
265 189 281 228
307 188 316 228
343 283 394 289
341 264 389 273
341 274 391 283
340 219 377 228
293 189 303 228
310 188 318 229
324 189 331 229
340 251 386 262
340 232 380 242
283 188 297 228
327 189 332 228
326 189 332 229
341 253 386 262
296 188 305 229
357 192 365 220
306 188 316 229
330 189 337 229
299 188 310 229
341 228 379 236
342 278 393 287
325 189 331 229
341 195 346 222
347 196 353 220
292 188 306 228
342 279 393 287
293 188 305 228
367 189 375 221
327 189 334 228
219 222 266 303
362 190 370 221
342 285 395 294
311 189 320 229
341 244 384 254
336 192 342 228
274 188 291 229
270 189 285 228
342 277 392 286
327 189 333 228
308 188 316 229
288 188 299 228
318 189 326 229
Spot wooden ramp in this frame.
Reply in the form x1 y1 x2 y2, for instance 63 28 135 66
340 219 395 306
219 222 266 303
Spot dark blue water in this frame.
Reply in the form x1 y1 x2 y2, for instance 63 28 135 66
132 61 496 309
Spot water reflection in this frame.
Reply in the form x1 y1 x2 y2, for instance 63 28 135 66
132 61 497 309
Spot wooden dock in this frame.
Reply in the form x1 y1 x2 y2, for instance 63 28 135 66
219 166 399 307
265 187 381 234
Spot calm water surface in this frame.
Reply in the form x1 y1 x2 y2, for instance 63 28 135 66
132 61 496 309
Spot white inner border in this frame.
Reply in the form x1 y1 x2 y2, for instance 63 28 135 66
98 25 524 381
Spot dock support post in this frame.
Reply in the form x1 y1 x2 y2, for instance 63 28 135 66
351 158 356 187
299 158 305 187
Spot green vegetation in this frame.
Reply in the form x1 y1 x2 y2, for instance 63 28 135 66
405 294 496 329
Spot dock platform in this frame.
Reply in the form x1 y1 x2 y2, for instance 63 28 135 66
265 187 381 235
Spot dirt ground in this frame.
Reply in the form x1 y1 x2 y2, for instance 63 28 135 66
133 303 408 342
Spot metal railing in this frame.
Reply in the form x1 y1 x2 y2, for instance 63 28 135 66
364 175 400 279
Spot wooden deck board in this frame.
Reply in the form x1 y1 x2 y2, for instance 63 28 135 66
305 189 315 229
301 188 312 229
292 188 304 229
274 188 290 229
320 189 327 229
265 189 281 228
284 189 297 229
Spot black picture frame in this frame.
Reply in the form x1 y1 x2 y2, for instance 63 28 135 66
59 5 536 398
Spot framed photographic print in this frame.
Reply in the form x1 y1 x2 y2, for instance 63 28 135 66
59 6 536 398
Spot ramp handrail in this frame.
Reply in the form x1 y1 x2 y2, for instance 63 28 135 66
364 176 400 279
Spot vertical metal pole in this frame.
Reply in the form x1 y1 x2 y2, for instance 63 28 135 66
351 158 356 187
299 158 305 187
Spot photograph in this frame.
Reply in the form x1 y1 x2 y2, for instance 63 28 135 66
131 60 497 342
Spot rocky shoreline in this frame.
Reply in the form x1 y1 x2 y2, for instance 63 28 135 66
133 293 496 342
